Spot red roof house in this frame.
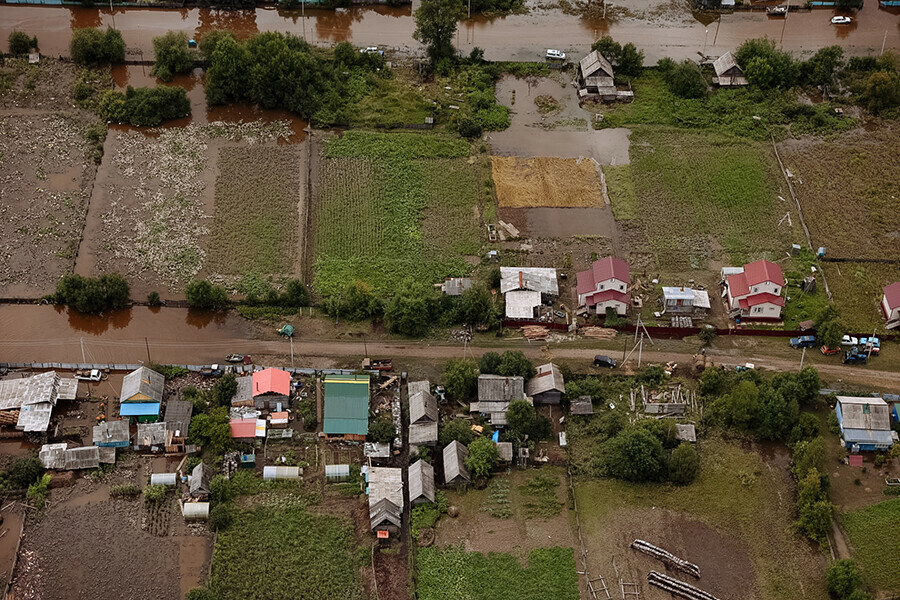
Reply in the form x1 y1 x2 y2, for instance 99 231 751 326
882 282 900 324
576 257 631 316
252 368 291 410
229 418 256 440
725 260 785 320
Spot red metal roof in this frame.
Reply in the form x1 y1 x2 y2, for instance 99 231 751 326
576 257 630 295
848 455 863 467
253 368 291 397
743 260 783 287
727 272 750 298
883 282 900 310
230 418 256 438
583 289 630 307
744 293 786 308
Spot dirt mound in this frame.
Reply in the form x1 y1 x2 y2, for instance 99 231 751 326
492 156 604 208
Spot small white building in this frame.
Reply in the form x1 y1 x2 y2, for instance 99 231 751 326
500 267 558 320
662 287 710 316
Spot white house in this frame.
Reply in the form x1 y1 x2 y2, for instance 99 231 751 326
725 259 785 320
576 256 630 316
882 282 900 326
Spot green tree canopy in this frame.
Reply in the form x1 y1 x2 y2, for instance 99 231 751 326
465 436 499 479
443 358 479 401
497 350 536 379
368 413 397 444
825 559 864 599
438 418 475 446
668 443 700 485
152 31 195 82
459 284 498 328
663 59 707 99
385 280 436 337
414 0 463 64
99 85 191 127
185 279 229 309
801 45 844 89
603 427 666 482
70 27 125 66
56 273 130 314
590 36 644 79
188 407 232 455
479 351 501 375
8 31 37 55
210 374 238 408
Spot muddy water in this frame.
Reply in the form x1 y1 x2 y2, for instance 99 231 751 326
0 504 25 588
3 4 898 64
0 305 251 364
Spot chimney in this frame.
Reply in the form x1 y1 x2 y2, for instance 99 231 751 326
519 271 524 290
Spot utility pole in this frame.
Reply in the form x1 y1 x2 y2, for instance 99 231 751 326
800 346 806 369
81 337 86 364
780 0 790 46
881 30 888 56
145 337 151 364
703 28 708 57
290 336 294 368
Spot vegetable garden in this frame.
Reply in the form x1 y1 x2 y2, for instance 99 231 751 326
312 131 484 297
841 498 900 591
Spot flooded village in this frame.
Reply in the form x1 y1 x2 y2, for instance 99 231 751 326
2 0 900 599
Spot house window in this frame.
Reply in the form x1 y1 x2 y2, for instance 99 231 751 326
599 284 604 290
753 287 758 292
774 287 779 295
620 285 624 291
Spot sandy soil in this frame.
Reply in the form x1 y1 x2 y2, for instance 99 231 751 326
0 59 102 298
493 156 604 208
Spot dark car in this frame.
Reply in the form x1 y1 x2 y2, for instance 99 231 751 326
593 355 617 368
790 335 816 349
842 347 867 365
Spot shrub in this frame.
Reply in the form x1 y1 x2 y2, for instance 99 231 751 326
458 117 483 139
151 31 194 82
384 280 436 337
698 325 717 346
479 351 501 375
109 483 140 497
827 411 840 435
26 474 52 510
438 418 475 447
9 31 37 55
791 413 821 444
792 436 826 478
368 413 396 444
411 503 440 538
210 502 237 531
825 559 863 599
9 457 44 489
147 291 162 307
497 350 536 379
185 279 229 309
210 374 238 407
56 273 130 314
98 85 191 127
143 483 168 505
874 453 885 468
466 437 499 479
70 27 125 66
443 359 479 401
664 59 707 99
668 443 700 484
186 588 217 600
148 363 189 379
603 427 666 482
188 407 233 455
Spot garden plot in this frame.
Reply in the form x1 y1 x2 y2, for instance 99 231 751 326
0 112 100 296
311 131 484 297
492 157 604 208
86 121 294 295
841 498 900 592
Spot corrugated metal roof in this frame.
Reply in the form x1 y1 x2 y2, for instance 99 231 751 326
0 371 61 411
408 459 435 504
526 363 564 397
230 418 256 438
443 440 470 484
410 390 438 424
119 402 160 417
137 422 168 446
64 446 100 470
164 400 192 437
842 427 894 445
505 290 542 319
323 374 370 436
93 419 130 446
121 367 164 403
442 278 474 296
500 267 558 295
369 498 401 529
478 375 525 403
39 443 68 469
713 51 741 77
662 287 695 301
364 442 391 458
579 50 614 81
838 397 891 431
368 467 404 509
232 376 254 406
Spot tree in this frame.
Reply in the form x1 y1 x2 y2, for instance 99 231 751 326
199 29 236 61
715 380 759 429
817 319 845 350
369 413 396 443
635 419 677 449
590 36 643 79
745 56 778 89
70 27 125 66
465 437 499 479
459 285 496 327
209 503 236 531
185 280 229 309
9 457 44 488
443 358 479 401
205 33 251 105
792 436 826 479
99 85 192 127
188 407 232 454
825 560 863 599
152 31 195 82
479 352 501 374
325 280 381 321
439 418 475 446
790 412 821 443
413 0 463 64
279 279 309 307
796 467 833 547
209 374 237 407
564 377 604 403
457 118 483 139
860 70 900 114
802 45 844 89
669 443 700 484
506 399 534 439
9 31 37 55
385 280 435 337
664 59 707 99
56 273 130 314
754 385 798 441
603 427 666 482
497 350 536 379
209 474 234 504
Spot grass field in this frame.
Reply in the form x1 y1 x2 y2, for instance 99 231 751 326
312 131 484 297
841 498 900 592
207 146 302 277
603 164 638 221
351 73 433 127
573 437 827 600
628 127 796 270
416 546 579 600
208 506 362 600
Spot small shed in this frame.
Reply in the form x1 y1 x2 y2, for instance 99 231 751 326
408 459 435 505
64 446 100 470
263 466 302 480
409 388 439 446
835 396 893 451
121 367 164 404
119 402 161 423
527 363 565 405
471 375 525 426
578 50 616 94
190 462 213 499
368 467 404 530
504 290 542 320
231 376 254 407
443 440 470 486
136 421 168 448
571 396 594 416
675 424 697 443
270 411 289 429
644 403 686 417
712 51 748 87
164 400 193 441
93 419 130 448
39 443 68 469
364 442 391 460
98 446 117 464
230 418 257 440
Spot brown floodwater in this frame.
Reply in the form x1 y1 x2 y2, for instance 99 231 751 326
0 305 251 364
2 4 898 63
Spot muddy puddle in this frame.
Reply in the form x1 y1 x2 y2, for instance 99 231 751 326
501 206 618 237
0 305 251 364
0 503 25 589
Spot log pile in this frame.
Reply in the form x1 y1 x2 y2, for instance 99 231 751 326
581 327 617 340
522 326 549 340
632 539 700 578
647 572 720 600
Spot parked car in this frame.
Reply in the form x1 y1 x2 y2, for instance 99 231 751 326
841 335 859 346
545 49 566 61
843 347 867 365
831 16 852 24
820 345 840 355
790 335 817 349
859 337 881 355
593 355 617 368
360 46 384 55
74 369 103 382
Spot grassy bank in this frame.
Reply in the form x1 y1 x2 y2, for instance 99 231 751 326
841 498 900 592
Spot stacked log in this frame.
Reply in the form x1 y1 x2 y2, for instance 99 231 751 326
647 572 720 600
522 326 549 340
631 539 700 578
581 327 617 340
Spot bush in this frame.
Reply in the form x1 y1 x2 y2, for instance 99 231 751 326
411 503 440 538
457 118 483 139
109 483 140 497
443 359 479 401
827 411 840 435
603 427 666 482
56 273 130 314
210 502 237 531
148 363 189 379
479 351 501 375
188 407 233 455
497 350 536 379
151 31 194 82
792 436 826 479
825 559 863 599
506 399 550 442
384 280 436 337
185 279 229 309
323 280 381 321
9 31 37 55
664 59 707 99
791 413 820 443
70 27 125 66
438 418 475 447
668 443 700 484
186 588 217 600
466 437 499 479
9 457 44 489
99 85 191 127
698 325 717 346
368 413 396 444
26 474 52 510
143 483 168 505
210 374 238 407
147 291 162 307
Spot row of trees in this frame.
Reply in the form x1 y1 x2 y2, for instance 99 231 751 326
55 273 130 314
98 85 191 127
70 27 126 66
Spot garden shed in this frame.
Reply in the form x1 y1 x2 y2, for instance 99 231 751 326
527 363 565 405
136 422 169 448
121 367 164 404
409 385 438 446
571 396 594 416
712 51 748 87
190 462 213 499
231 376 254 407
323 374 370 440
443 440 470 486
93 419 130 448
408 459 435 505
164 400 193 442
470 375 526 426
368 466 404 530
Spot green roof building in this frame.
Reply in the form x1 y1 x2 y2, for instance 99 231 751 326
323 374 370 437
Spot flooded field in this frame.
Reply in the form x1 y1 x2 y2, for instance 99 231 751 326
2 2 898 64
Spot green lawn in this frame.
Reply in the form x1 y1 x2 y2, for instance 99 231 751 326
603 164 638 221
841 498 900 592
416 546 579 600
573 437 827 600
312 131 484 297
628 127 797 270
208 506 363 600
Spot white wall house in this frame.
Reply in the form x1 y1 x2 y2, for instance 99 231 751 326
725 259 785 320
576 257 630 316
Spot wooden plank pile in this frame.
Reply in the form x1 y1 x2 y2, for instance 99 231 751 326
581 327 617 340
631 539 700 578
522 326 549 340
647 572 720 600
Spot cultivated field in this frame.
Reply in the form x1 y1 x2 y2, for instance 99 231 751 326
206 145 304 278
840 498 900 593
492 157 604 208
311 131 484 297
573 437 828 600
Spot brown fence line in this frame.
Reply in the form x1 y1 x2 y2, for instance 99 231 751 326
503 320 570 331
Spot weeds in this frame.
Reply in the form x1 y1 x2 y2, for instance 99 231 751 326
519 474 563 519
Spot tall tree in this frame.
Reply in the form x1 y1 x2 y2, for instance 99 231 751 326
414 0 463 64
152 31 195 82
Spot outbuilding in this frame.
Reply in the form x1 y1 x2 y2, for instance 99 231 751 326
409 382 438 446
835 396 894 451
252 368 291 410
470 375 526 426
527 363 565 405
323 374 370 440
93 419 131 448
443 440 470 486
367 466 404 531
882 282 900 326
712 51 748 87
408 459 435 505
121 367 164 404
